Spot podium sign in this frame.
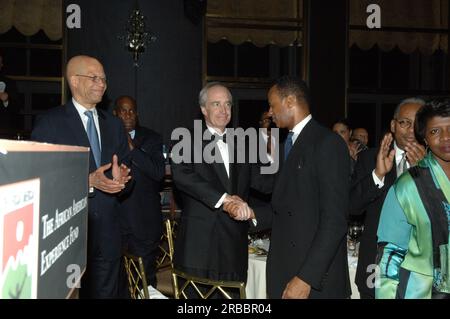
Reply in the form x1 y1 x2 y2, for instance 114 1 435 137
0 140 89 298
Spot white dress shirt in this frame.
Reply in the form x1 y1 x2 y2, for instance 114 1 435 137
204 126 230 208
290 114 313 145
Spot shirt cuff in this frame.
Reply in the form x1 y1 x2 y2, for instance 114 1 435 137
372 170 385 189
215 193 228 209
251 218 258 226
2 100 8 108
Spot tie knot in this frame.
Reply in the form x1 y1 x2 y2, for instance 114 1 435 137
287 131 294 142
85 110 94 120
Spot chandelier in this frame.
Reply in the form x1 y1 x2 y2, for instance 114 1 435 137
120 2 156 66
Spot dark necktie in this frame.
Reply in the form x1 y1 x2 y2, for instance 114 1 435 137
85 110 101 168
284 131 294 161
214 133 227 144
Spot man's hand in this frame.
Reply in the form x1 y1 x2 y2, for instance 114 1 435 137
0 92 8 102
223 195 255 221
282 276 311 299
127 134 134 151
405 142 426 166
89 155 131 194
111 154 131 185
374 133 395 180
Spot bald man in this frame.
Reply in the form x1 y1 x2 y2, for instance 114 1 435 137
113 95 165 295
32 55 132 298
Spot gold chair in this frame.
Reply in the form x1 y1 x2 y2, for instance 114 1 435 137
123 252 149 299
156 218 177 269
156 217 178 297
172 268 246 299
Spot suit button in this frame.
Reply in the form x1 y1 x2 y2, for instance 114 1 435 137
288 211 292 216
274 210 278 215
290 241 296 247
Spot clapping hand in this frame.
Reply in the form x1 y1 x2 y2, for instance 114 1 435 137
0 92 8 102
374 133 396 180
89 154 131 194
404 141 426 166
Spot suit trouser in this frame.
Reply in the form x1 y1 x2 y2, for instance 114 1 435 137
80 256 120 299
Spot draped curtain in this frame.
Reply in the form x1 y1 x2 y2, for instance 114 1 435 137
0 0 62 41
207 0 302 47
349 0 448 54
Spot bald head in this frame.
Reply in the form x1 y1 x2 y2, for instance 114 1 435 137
66 55 106 109
67 55 99 79
114 95 138 132
115 96 136 110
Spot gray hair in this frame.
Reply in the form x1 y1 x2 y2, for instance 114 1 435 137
198 82 232 107
393 97 426 118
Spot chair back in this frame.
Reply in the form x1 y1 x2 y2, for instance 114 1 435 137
156 218 177 269
123 252 149 299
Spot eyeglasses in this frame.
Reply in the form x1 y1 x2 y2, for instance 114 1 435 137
395 118 413 129
259 118 272 125
75 74 107 84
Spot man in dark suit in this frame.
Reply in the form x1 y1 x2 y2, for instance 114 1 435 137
350 98 426 299
171 82 272 288
113 95 165 289
266 76 350 299
31 55 132 298
0 52 19 136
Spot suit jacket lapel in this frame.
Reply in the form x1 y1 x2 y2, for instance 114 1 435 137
386 165 397 187
98 110 112 166
200 128 230 192
133 127 145 148
229 156 239 194
211 144 231 192
65 101 89 146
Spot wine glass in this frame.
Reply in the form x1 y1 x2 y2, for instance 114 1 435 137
348 223 363 257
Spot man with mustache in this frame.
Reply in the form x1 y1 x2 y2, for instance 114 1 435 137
32 55 132 298
350 97 426 299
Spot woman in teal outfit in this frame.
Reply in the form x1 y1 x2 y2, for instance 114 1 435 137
376 98 450 299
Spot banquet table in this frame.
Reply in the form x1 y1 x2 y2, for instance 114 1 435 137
246 239 361 299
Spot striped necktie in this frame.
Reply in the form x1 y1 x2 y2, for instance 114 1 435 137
85 110 101 168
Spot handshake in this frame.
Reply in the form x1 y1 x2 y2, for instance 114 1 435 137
223 195 255 221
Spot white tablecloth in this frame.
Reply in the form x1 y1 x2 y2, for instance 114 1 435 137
246 238 361 299
246 254 267 299
139 285 169 299
348 252 360 299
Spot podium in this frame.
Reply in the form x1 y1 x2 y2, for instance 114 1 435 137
0 139 89 299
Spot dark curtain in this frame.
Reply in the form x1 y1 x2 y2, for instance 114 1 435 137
65 0 203 144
